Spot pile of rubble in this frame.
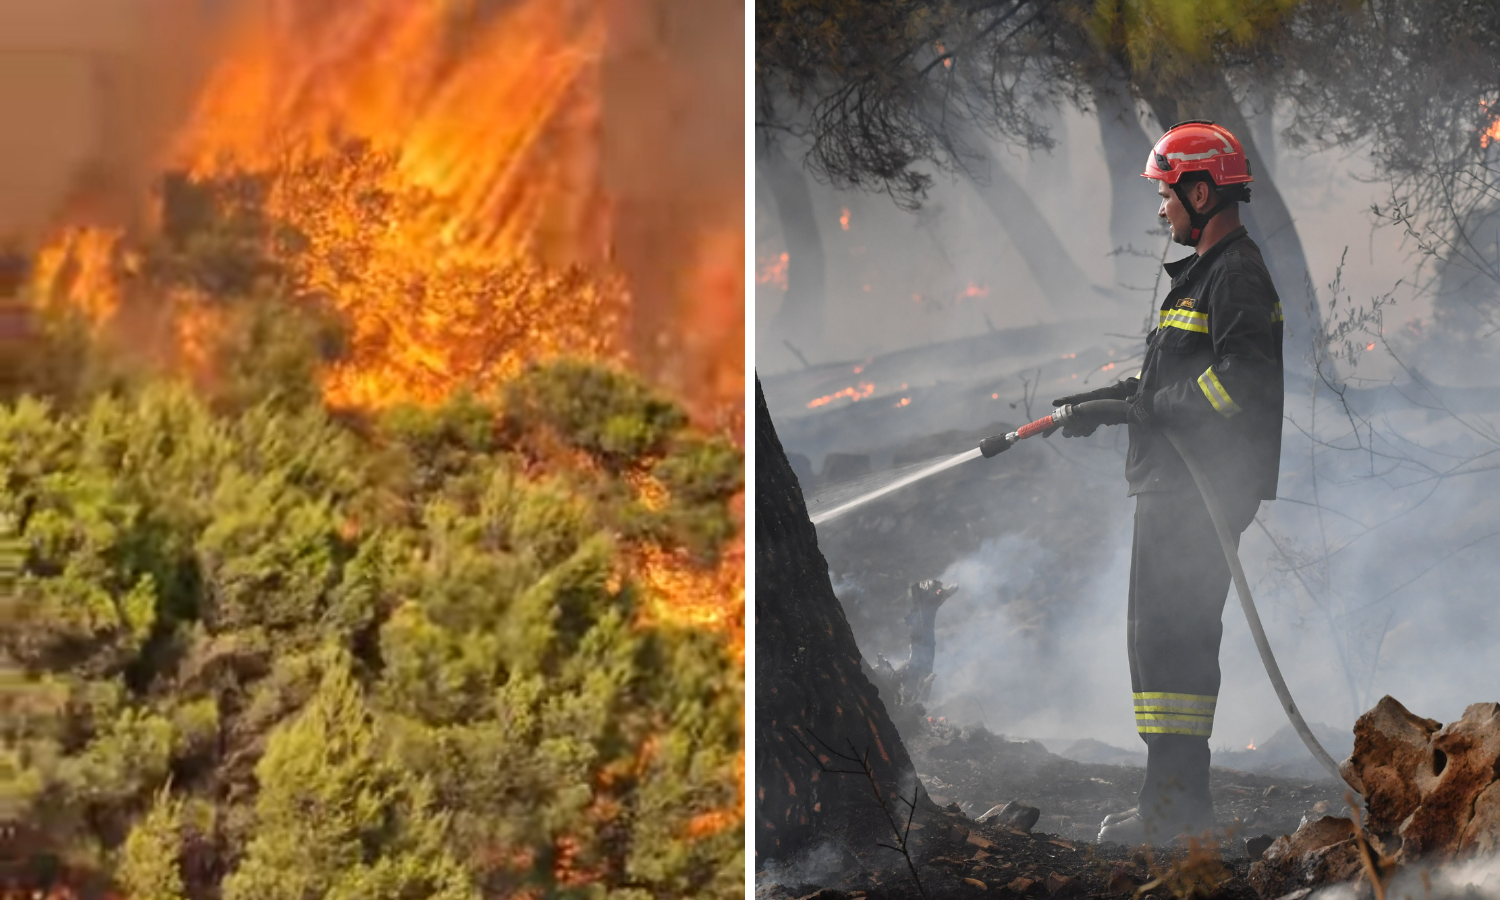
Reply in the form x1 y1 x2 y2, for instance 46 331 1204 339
1250 697 1500 899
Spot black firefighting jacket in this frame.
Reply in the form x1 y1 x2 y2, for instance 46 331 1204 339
1124 226 1284 501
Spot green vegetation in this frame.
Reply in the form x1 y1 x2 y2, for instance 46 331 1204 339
0 170 743 899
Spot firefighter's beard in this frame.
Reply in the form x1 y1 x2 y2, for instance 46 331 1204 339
1165 214 1195 247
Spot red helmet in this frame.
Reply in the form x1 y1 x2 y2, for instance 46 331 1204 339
1141 120 1253 186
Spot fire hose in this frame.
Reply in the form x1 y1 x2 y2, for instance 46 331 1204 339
981 401 1359 795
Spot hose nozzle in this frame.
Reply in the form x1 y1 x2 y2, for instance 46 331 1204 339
979 433 1013 457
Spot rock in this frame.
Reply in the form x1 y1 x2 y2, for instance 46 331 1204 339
1247 816 1362 899
1245 834 1276 861
1398 701 1500 861
979 801 1041 834
1244 696 1500 898
1340 696 1442 836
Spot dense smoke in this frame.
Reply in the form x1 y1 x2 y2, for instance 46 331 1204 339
0 0 224 243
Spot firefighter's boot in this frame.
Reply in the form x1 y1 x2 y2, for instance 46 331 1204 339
1137 734 1216 842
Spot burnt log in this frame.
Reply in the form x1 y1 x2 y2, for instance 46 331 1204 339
754 376 932 864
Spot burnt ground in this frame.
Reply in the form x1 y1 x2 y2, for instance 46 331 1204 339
756 721 1353 900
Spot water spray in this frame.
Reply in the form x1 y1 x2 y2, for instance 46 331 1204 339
812 398 1358 792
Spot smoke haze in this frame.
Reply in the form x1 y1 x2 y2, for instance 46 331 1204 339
0 0 225 242
759 91 1500 768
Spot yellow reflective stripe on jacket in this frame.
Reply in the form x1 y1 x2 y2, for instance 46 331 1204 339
1273 302 1284 323
1134 692 1215 736
1197 366 1242 417
1159 308 1209 333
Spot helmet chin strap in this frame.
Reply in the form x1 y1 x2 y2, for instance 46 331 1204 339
1171 181 1232 247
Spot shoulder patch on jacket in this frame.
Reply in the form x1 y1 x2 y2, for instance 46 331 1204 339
1176 298 1196 310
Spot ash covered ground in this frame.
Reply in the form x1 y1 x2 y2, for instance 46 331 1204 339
757 718 1353 900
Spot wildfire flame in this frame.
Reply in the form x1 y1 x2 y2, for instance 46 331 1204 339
1247 741 1257 750
23 0 744 859
757 251 789 290
807 381 876 409
839 207 851 231
1482 100 1500 148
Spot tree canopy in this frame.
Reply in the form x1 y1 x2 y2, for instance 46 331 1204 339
1 163 743 900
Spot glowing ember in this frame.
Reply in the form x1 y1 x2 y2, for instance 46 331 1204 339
960 282 988 299
1482 100 1500 148
1247 741 1257 750
894 396 910 407
1102 362 1116 371
807 382 876 409
839 207 851 231
757 251 790 290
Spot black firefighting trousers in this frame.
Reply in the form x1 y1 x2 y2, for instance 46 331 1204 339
1128 488 1261 834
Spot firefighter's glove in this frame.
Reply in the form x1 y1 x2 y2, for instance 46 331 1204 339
1126 388 1159 430
1052 377 1138 409
1060 399 1129 438
979 433 1012 457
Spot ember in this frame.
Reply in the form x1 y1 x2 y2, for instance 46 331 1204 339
807 381 876 408
1482 100 1500 148
757 251 789 289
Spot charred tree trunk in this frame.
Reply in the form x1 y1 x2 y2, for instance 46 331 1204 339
759 141 828 349
755 376 932 864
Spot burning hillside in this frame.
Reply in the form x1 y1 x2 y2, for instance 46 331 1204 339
22 0 743 633
2 1 744 897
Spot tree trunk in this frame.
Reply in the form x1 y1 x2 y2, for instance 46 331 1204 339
1089 71 1162 294
754 376 932 864
759 142 828 349
950 119 1114 321
1138 79 1323 368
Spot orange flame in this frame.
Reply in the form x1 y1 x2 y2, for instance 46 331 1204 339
757 252 789 290
807 381 876 409
1482 100 1500 148
839 207 851 231
1247 741 1256 750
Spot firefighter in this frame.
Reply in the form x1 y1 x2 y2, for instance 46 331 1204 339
1055 121 1284 845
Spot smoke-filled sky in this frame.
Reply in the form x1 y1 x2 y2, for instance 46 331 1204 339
0 0 221 242
760 92 1500 759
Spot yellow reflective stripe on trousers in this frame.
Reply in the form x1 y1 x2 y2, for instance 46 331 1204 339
1159 308 1209 333
1136 715 1214 736
1197 366 1242 417
1134 692 1215 736
1134 692 1216 714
